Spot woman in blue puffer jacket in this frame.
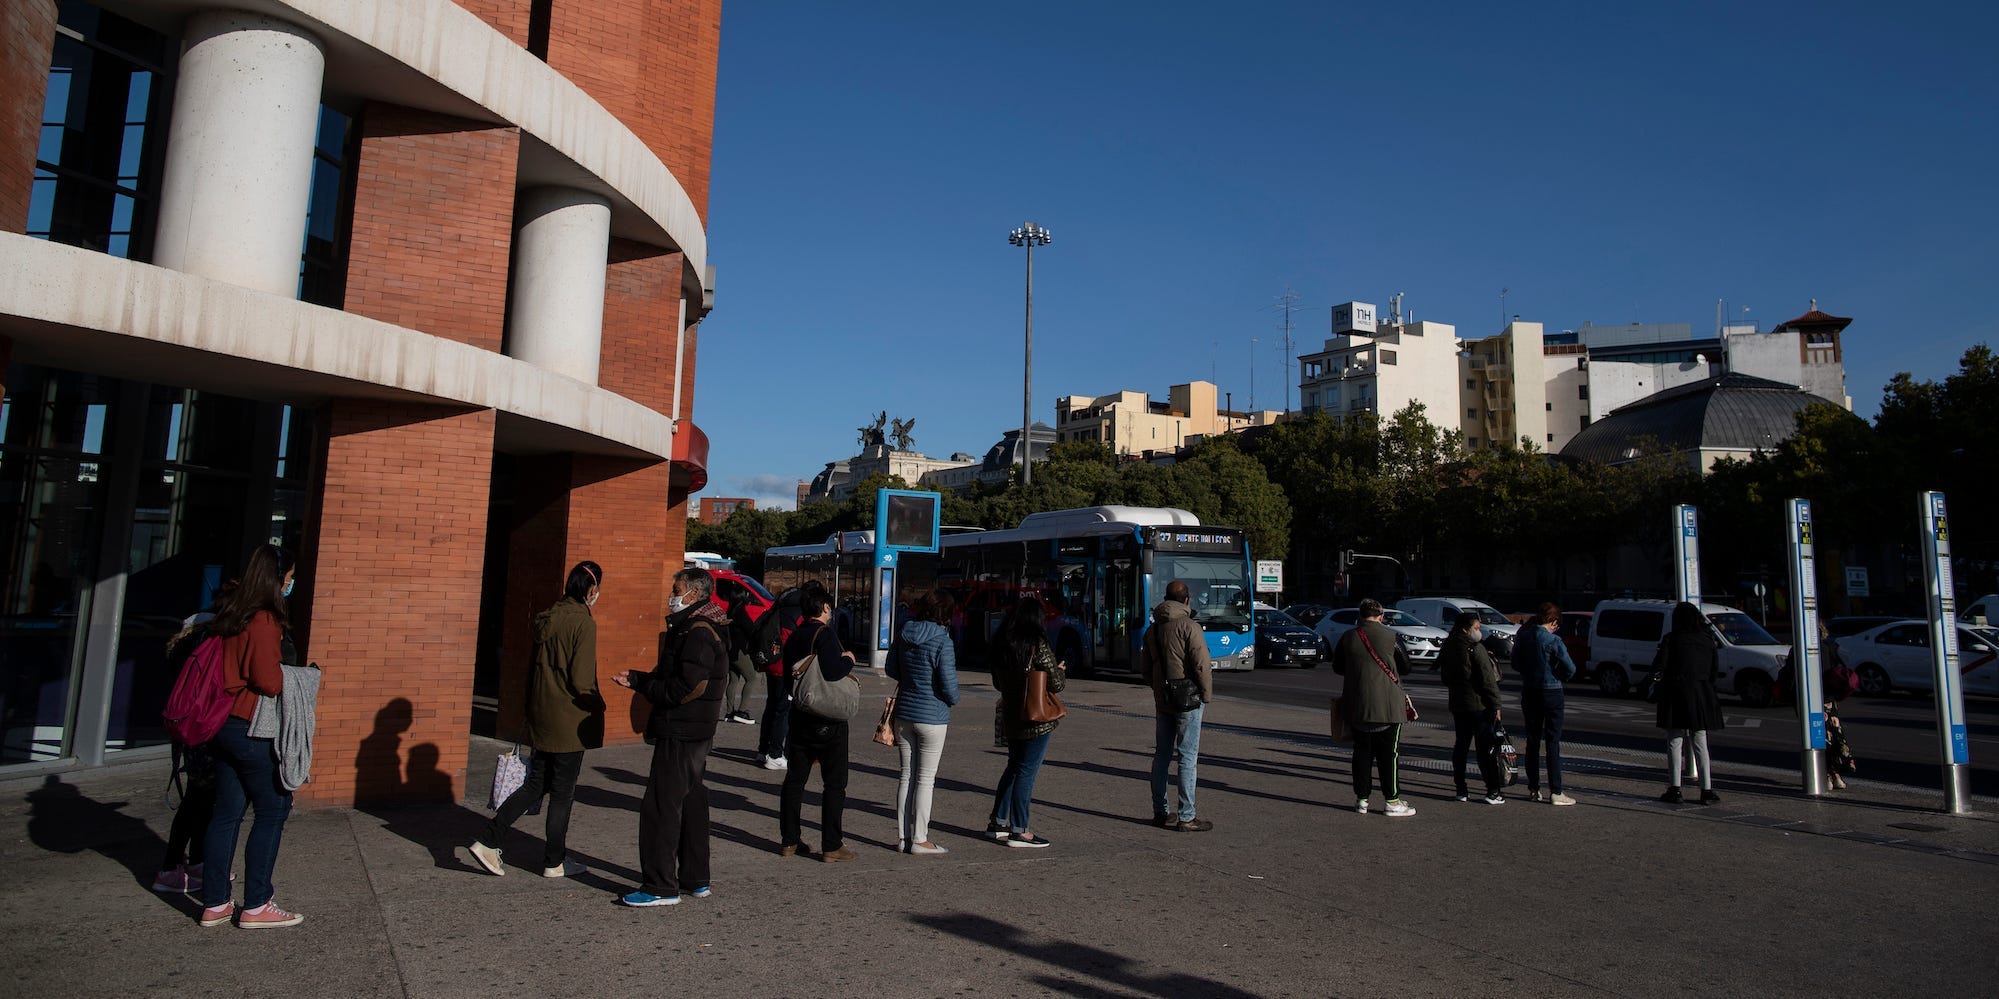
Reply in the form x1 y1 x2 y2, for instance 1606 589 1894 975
886 590 961 854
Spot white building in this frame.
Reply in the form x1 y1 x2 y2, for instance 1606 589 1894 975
1056 381 1280 458
1297 302 1462 426
1461 320 1549 450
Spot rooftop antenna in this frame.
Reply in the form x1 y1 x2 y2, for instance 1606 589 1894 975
1249 336 1258 412
1716 298 1724 337
1499 287 1508 332
1389 291 1404 326
1276 287 1301 415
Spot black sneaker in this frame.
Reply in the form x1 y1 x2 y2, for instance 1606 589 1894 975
1660 786 1683 804
1005 833 1051 849
1699 789 1721 805
1150 813 1173 828
1454 792 1471 802
984 821 1011 842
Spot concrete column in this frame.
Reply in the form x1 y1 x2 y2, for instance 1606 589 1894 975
151 11 324 296
508 186 611 385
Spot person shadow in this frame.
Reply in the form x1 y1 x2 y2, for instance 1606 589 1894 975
24 775 185 913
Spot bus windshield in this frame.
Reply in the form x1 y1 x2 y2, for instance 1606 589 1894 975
1154 552 1250 629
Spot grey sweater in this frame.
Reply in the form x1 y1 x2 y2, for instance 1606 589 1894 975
248 663 322 791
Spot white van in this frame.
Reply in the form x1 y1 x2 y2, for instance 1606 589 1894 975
1395 597 1521 658
1961 594 1999 626
1588 599 1792 707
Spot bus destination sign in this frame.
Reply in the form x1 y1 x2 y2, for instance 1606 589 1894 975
1149 528 1245 555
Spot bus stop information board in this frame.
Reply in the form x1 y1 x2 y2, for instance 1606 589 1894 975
1255 560 1283 594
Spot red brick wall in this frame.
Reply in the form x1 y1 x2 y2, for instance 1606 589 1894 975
455 0 533 46
494 453 573 741
343 104 520 351
0 0 58 233
297 403 497 807
544 0 720 219
569 457 673 740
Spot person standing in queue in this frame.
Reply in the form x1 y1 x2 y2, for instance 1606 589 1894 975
1513 602 1578 806
1653 601 1725 804
198 545 304 929
988 597 1065 848
612 568 729 906
714 576 763 726
470 561 605 879
1144 580 1213 832
777 587 859 861
1334 598 1417 817
1439 611 1507 804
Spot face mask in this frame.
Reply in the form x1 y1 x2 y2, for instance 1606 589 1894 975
587 590 599 607
281 580 295 598
668 594 688 614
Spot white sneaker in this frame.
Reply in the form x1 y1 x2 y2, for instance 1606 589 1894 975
1354 798 1370 814
909 842 950 856
1483 793 1506 805
1384 799 1417 818
542 859 586 878
728 713 756 725
761 755 786 771
469 841 506 876
1550 792 1576 806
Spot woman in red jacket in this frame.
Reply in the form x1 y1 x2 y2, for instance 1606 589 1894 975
198 545 304 930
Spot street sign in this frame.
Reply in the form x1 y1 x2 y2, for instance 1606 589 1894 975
1674 504 1700 603
1920 490 1970 813
1845 566 1869 597
1786 499 1827 799
1255 560 1283 594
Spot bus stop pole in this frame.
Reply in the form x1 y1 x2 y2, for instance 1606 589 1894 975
1786 499 1826 796
1673 504 1699 604
1918 491 1972 814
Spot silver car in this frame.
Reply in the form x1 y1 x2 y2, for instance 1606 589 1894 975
1313 607 1449 666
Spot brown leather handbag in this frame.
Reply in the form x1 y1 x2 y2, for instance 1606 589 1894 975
1022 668 1067 725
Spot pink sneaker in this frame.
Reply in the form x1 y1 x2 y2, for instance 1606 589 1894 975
236 901 304 929
198 903 236 928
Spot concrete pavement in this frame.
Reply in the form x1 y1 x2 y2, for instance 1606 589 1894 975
4 670 1997 997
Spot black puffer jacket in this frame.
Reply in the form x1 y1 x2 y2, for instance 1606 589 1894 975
641 599 730 742
1653 630 1725 731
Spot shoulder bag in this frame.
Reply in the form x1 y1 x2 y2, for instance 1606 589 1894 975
870 696 897 746
1022 665 1066 725
791 624 862 721
1358 626 1419 722
1150 623 1203 713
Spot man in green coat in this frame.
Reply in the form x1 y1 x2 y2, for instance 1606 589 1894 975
471 561 607 879
1333 599 1415 816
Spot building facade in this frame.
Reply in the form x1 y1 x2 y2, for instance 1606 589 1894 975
1055 380 1280 458
1461 320 1548 450
1297 303 1462 427
697 497 753 525
0 0 721 805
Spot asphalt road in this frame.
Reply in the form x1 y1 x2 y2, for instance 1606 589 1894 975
1214 661 1999 797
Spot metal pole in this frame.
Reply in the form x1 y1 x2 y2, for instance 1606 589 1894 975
1786 498 1826 796
1918 491 1971 814
1673 504 1700 604
1022 238 1033 488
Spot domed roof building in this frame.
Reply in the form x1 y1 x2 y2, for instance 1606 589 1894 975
1560 372 1854 473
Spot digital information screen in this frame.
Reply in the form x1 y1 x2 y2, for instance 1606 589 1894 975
876 490 941 553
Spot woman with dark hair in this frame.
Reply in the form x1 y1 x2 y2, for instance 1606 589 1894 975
888 590 960 854
1653 601 1725 804
470 561 605 879
198 544 304 929
713 576 762 726
777 587 859 861
987 597 1064 849
1512 601 1578 806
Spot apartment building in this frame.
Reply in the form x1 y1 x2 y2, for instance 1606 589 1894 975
1055 381 1280 457
1461 320 1549 450
1297 303 1461 426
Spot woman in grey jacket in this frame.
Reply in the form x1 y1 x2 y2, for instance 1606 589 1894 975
1334 599 1417 817
887 591 961 854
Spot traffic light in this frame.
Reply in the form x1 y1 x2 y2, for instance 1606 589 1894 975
1340 549 1355 573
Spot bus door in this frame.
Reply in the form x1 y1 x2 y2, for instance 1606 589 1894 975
1098 554 1140 673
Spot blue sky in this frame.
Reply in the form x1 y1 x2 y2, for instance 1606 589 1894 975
694 2 1999 510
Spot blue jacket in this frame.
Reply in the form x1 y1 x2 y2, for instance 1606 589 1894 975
888 620 959 725
1513 624 1576 691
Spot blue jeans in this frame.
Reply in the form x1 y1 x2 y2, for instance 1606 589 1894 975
1151 705 1204 822
1522 687 1566 794
202 716 292 908
991 731 1051 834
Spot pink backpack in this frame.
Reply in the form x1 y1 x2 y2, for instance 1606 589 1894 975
162 636 233 746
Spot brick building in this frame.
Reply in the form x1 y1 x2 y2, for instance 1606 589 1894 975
697 497 753 525
0 0 721 806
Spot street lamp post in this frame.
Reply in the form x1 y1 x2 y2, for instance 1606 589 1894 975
1008 221 1051 487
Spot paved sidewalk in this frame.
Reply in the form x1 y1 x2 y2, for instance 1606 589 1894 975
4 671 1996 998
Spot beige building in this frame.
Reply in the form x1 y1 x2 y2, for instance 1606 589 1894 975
1461 320 1550 451
1055 380 1280 457
1297 303 1462 426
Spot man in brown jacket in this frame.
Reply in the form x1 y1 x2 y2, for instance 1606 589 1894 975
1145 580 1213 832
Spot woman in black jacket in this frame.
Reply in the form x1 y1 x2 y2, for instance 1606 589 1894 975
1654 602 1725 804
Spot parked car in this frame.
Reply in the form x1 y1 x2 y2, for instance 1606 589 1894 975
1961 594 1999 626
711 568 775 622
1588 599 1792 707
1281 603 1335 629
1396 597 1521 660
1832 621 1999 696
1313 607 1449 666
1826 615 1908 639
1252 603 1324 668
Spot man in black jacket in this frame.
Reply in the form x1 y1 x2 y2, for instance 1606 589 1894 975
1439 612 1507 804
612 568 729 906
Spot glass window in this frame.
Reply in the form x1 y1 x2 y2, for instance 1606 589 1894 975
299 105 356 307
1707 613 1777 647
1152 553 1248 629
